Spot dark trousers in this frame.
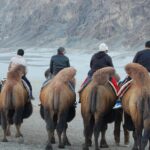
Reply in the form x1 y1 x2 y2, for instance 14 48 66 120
22 75 33 96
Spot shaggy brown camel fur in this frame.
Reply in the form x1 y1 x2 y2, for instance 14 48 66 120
40 67 76 150
0 65 32 142
80 67 118 150
122 63 150 150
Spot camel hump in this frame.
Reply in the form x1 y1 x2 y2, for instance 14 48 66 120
92 67 115 85
7 64 26 80
125 63 149 86
9 64 26 73
54 67 76 83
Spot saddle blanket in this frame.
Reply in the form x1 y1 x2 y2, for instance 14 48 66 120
41 78 75 93
78 76 119 96
108 81 118 96
41 78 51 89
108 76 120 96
117 80 132 97
21 79 30 96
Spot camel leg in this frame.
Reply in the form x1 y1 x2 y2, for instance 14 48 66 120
82 114 93 150
87 116 94 147
100 124 108 148
13 108 23 137
15 124 23 137
84 116 94 147
46 130 54 150
62 123 71 146
45 109 54 150
123 125 130 145
6 109 14 136
141 129 150 150
1 111 8 142
136 129 142 150
132 131 138 150
51 117 58 144
51 132 55 144
56 112 68 149
133 124 142 150
93 114 102 150
6 124 11 136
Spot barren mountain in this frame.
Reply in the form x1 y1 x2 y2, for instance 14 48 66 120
0 0 150 50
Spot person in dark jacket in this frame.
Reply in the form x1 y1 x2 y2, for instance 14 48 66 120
88 43 113 77
133 41 150 71
50 47 76 109
50 47 70 75
79 43 115 94
121 40 150 84
114 40 150 109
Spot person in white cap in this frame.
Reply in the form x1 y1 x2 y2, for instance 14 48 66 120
79 43 115 97
88 43 113 77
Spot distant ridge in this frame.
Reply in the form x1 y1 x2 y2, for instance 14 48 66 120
0 0 149 50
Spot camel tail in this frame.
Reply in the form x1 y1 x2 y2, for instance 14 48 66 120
90 86 98 114
141 96 150 149
53 89 60 113
143 96 150 120
5 88 13 110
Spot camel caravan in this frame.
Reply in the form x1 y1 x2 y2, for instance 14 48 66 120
0 63 150 150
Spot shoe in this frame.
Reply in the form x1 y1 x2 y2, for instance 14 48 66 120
113 101 122 109
78 99 81 103
30 95 35 100
73 101 77 108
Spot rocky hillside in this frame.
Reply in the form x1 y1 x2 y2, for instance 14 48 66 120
0 0 150 50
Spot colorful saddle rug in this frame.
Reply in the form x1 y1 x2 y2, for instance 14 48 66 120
108 81 118 96
108 76 120 96
117 80 132 98
78 76 120 96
